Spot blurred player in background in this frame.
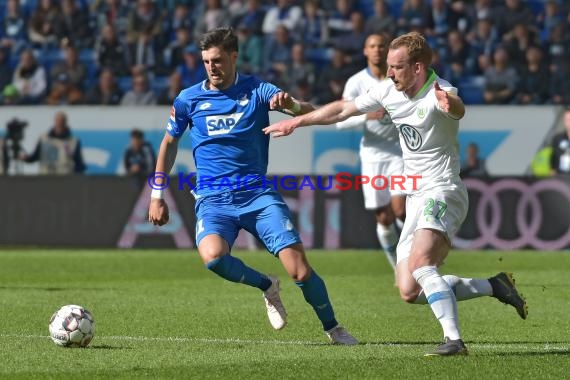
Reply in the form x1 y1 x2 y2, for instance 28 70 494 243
148 27 357 345
264 32 527 356
336 33 405 273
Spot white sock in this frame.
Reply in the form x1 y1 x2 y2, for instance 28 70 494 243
376 223 398 269
414 275 493 303
412 266 461 340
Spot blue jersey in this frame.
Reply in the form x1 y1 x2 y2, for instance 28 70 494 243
167 73 281 197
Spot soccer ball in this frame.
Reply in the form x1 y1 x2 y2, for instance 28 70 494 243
48 305 95 348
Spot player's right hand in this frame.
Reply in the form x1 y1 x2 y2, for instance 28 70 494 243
148 199 169 226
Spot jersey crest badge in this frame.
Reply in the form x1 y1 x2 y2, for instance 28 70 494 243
417 107 426 119
237 93 249 106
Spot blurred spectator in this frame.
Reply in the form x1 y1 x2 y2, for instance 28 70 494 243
163 27 193 71
263 24 293 87
194 0 231 39
460 142 488 177
21 111 86 175
50 45 87 92
550 63 570 105
289 78 317 104
54 0 93 49
327 0 356 39
84 68 123 105
164 3 193 43
284 42 315 91
516 46 550 105
298 0 329 48
543 23 569 74
45 71 84 105
91 0 130 36
314 47 356 104
483 46 518 104
262 0 302 36
120 72 156 105
364 0 396 37
466 17 499 75
537 0 566 42
333 11 367 68
0 135 9 175
466 0 497 28
234 0 265 36
503 23 539 70
176 44 207 88
398 0 430 35
0 48 13 92
96 23 129 76
127 25 163 75
12 48 47 104
126 0 164 45
27 0 61 50
2 84 20 105
157 70 182 105
550 107 570 175
496 0 535 37
1 0 28 55
124 128 155 180
444 29 471 84
427 0 463 48
236 23 263 75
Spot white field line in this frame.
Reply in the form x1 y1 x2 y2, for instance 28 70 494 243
0 334 568 351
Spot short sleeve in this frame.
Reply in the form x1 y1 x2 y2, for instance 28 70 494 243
257 79 281 105
354 83 384 113
166 96 191 138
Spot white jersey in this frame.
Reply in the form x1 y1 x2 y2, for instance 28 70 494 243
354 70 462 193
336 68 401 162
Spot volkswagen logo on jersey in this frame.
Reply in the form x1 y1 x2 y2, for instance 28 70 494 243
206 113 244 135
400 124 422 151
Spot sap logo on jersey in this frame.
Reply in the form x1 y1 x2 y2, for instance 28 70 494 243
206 113 244 135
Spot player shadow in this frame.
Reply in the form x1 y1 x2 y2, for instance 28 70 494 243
358 340 570 347
485 349 570 357
89 344 132 350
0 286 113 291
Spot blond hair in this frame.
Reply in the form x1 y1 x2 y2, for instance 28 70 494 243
389 32 432 68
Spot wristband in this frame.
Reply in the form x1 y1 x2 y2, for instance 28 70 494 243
151 189 164 199
290 101 301 114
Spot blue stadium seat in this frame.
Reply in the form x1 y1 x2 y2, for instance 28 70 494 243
118 76 133 93
152 75 169 94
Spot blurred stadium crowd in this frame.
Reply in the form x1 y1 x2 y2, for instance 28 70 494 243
0 0 569 106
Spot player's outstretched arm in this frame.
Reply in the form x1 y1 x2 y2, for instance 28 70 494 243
148 133 179 226
269 91 316 116
263 100 361 137
434 82 465 119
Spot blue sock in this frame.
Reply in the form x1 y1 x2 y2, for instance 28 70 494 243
295 270 338 331
206 255 272 291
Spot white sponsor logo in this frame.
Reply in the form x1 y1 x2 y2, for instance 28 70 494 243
206 113 244 135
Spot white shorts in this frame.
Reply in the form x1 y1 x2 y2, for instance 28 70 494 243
361 157 404 210
396 181 468 263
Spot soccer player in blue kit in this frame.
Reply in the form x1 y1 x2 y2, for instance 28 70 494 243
148 27 357 345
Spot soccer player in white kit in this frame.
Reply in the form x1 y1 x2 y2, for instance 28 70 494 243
336 33 405 272
264 32 528 356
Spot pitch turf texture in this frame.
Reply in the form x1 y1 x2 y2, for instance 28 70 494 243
0 250 569 379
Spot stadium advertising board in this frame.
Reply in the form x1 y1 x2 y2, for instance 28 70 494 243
0 106 558 176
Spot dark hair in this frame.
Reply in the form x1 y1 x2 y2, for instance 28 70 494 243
199 27 238 53
131 129 144 139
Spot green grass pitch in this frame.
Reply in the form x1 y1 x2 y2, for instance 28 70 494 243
0 249 569 379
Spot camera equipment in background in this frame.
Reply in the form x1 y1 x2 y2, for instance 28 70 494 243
5 118 28 174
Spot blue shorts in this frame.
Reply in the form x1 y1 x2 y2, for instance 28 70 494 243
194 187 302 255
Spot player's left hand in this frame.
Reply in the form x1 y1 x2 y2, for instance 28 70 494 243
263 119 297 138
270 92 295 111
434 82 451 113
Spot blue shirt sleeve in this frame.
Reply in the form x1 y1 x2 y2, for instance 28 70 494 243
256 79 281 105
167 96 191 138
